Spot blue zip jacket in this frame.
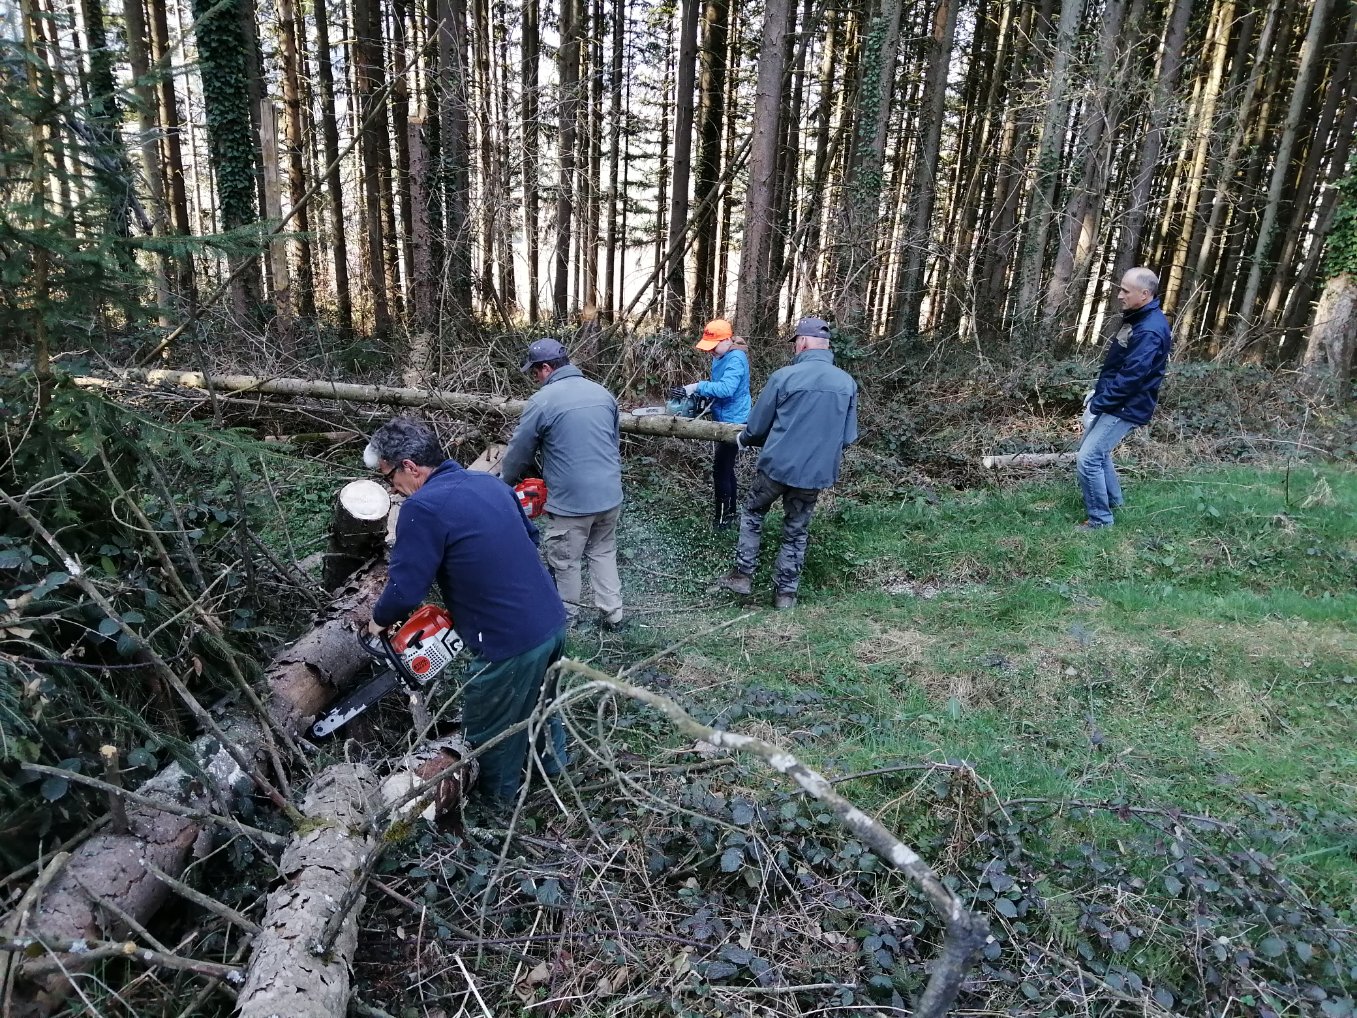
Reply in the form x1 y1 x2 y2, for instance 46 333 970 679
372 462 566 662
740 348 858 490
1090 298 1173 427
695 348 751 424
500 365 624 516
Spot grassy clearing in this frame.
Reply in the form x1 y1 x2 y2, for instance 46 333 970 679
605 458 1357 905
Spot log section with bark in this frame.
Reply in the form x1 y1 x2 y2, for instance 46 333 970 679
980 452 1078 469
5 563 389 1016
73 370 746 442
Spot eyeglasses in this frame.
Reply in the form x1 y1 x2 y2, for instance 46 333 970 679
380 462 402 485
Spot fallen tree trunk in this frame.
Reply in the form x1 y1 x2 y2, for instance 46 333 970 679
235 764 378 1018
73 370 745 442
5 562 389 1017
980 451 1077 469
236 739 477 1017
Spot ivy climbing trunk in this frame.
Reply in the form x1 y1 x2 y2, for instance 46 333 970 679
192 0 264 322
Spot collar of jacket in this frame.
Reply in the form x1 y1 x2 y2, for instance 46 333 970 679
544 364 584 385
1122 297 1162 325
794 348 836 364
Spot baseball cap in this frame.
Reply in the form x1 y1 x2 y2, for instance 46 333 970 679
792 316 832 341
520 337 568 372
694 318 734 352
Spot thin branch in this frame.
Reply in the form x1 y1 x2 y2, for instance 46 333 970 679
142 860 263 935
0 937 244 983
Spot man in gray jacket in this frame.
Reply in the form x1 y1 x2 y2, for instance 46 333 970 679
716 317 858 610
501 338 626 629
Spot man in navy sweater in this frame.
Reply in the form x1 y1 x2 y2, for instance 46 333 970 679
1078 267 1174 529
364 417 568 802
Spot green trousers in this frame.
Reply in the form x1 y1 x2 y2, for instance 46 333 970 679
461 627 568 802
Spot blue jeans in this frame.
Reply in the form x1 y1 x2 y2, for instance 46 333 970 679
1076 414 1136 526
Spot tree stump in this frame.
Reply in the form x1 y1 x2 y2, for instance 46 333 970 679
320 480 391 592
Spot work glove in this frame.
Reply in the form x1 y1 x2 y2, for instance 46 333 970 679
667 383 699 400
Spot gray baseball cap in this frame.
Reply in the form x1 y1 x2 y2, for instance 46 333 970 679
792 316 832 340
520 337 568 372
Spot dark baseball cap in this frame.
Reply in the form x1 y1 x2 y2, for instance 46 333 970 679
792 316 832 341
520 337 568 372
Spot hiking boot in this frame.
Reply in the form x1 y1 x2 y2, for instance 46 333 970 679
713 570 753 596
1075 519 1110 531
773 591 797 611
600 610 627 632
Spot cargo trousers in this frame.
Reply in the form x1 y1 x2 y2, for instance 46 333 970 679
734 470 821 594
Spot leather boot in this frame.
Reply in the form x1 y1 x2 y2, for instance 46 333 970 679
712 570 753 595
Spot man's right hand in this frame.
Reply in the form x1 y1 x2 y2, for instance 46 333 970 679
367 619 386 638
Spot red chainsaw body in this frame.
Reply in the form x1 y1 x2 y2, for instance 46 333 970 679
388 604 462 686
514 477 548 519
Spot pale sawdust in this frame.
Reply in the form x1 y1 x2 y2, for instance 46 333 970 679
851 623 936 665
1192 676 1275 750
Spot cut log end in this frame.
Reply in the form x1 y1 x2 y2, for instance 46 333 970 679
337 480 390 522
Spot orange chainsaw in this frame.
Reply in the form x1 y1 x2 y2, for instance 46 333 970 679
312 605 464 737
514 477 548 518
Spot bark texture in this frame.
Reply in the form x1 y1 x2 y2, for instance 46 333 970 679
235 764 378 1018
6 562 389 1015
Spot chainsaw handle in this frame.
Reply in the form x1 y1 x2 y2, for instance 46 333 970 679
356 626 423 689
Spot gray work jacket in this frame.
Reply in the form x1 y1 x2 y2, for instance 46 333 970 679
740 349 858 490
500 365 624 516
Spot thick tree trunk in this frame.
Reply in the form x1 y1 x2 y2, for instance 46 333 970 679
554 0 581 321
235 764 378 1018
5 564 389 1016
663 0 700 330
314 0 354 338
1299 272 1357 399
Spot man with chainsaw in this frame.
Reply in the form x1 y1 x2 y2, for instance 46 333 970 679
714 316 858 611
364 416 567 803
500 338 626 631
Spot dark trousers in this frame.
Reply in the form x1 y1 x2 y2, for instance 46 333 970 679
734 470 821 593
461 626 568 802
713 440 738 523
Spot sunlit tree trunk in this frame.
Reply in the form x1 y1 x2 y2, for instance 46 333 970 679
890 0 958 341
278 0 315 319
734 0 793 339
521 0 540 320
122 0 174 324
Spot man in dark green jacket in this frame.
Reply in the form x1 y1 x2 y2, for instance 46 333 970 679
715 317 858 610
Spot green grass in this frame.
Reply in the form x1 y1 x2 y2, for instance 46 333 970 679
608 461 1357 905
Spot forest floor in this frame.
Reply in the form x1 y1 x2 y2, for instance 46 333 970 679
333 439 1355 1016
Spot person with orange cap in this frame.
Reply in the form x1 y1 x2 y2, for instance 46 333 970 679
669 319 751 529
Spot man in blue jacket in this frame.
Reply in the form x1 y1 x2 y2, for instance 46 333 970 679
715 317 858 610
1078 267 1173 529
365 417 568 802
669 318 751 530
501 339 626 630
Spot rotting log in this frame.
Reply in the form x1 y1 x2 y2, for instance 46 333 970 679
980 452 1077 469
5 562 389 1017
237 741 475 1017
72 370 746 442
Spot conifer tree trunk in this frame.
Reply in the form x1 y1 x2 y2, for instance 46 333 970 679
391 0 416 316
734 0 793 339
121 0 174 323
352 0 390 334
603 0 625 320
314 0 354 337
554 0 581 321
522 0 541 321
148 0 197 307
663 0 700 330
690 0 729 324
1042 0 1129 348
889 0 957 341
192 0 264 319
496 2 518 311
437 0 473 328
1106 0 1192 312
278 0 316 319
826 0 903 336
1010 0 1083 348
